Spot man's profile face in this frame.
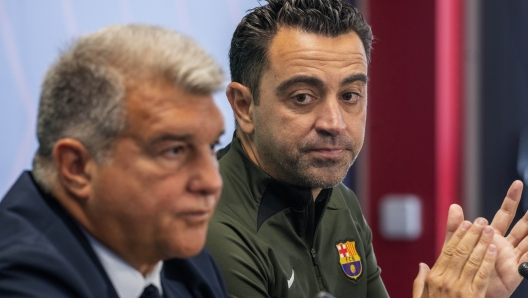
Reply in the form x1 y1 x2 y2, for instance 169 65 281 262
252 27 368 189
88 80 224 262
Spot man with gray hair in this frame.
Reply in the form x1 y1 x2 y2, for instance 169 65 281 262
0 24 227 298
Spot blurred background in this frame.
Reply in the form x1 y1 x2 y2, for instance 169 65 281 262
1 0 527 297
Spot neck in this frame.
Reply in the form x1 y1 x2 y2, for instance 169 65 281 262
137 263 158 277
236 130 260 166
236 131 323 201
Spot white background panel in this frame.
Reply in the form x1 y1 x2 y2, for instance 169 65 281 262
0 0 258 197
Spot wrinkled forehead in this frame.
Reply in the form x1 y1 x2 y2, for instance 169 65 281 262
263 28 368 84
268 28 367 68
122 79 223 137
268 26 367 57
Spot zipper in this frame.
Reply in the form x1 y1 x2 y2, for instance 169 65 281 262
311 247 318 265
307 190 331 292
311 247 325 290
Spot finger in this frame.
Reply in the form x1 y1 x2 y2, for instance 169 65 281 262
507 210 528 248
412 263 430 298
491 180 524 236
510 212 528 262
513 238 528 287
520 251 528 265
432 220 472 275
444 218 488 277
471 244 497 294
444 204 465 248
459 225 494 285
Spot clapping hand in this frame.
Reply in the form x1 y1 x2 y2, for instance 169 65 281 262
413 181 528 297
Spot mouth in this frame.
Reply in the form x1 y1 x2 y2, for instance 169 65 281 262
178 210 213 224
309 148 346 159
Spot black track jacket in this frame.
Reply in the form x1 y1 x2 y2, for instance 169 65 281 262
206 136 388 298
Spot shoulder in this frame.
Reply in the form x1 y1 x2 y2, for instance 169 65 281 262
205 220 276 297
329 183 372 241
0 174 112 298
207 216 270 260
207 215 275 276
0 213 94 297
332 183 364 219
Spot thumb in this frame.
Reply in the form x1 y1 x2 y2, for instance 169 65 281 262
413 263 431 298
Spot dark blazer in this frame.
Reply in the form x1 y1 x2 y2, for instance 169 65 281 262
0 172 227 298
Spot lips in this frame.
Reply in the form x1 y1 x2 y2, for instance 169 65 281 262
178 209 214 224
309 148 346 159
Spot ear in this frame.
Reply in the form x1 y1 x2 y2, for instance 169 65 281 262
226 82 255 135
52 139 94 201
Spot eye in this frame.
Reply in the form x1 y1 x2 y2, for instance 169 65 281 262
293 93 316 104
163 146 183 157
342 92 361 103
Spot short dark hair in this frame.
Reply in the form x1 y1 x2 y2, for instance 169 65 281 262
229 0 373 104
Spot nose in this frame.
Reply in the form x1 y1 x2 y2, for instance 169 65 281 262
188 149 223 197
314 98 346 137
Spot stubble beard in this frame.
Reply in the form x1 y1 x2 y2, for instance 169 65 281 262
255 132 359 189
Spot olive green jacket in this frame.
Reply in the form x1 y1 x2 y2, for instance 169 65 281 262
207 137 389 298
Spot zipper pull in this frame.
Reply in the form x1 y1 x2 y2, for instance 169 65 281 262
311 247 318 266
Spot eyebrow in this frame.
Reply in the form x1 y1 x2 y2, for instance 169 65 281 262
148 133 193 145
275 73 369 97
341 73 369 86
148 130 225 145
275 76 325 96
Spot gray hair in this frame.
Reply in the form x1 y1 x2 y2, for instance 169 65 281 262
33 24 225 191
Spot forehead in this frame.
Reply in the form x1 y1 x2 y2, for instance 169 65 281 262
123 80 223 140
266 27 367 78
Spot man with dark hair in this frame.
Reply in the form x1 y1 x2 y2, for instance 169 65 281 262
0 24 227 297
206 0 528 297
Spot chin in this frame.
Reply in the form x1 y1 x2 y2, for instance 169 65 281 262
165 242 205 259
177 247 203 258
304 168 348 187
166 231 208 259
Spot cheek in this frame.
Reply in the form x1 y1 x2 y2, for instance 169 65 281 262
92 167 135 204
344 113 366 150
99 168 188 218
343 108 366 130
265 110 314 139
151 179 189 211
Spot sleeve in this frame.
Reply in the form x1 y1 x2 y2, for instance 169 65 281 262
362 222 390 298
206 220 280 298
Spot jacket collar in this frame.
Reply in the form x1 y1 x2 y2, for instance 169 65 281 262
218 134 332 231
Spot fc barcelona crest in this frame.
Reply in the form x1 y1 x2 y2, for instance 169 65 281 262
335 241 362 280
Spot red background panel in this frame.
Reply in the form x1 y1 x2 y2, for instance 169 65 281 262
366 0 463 296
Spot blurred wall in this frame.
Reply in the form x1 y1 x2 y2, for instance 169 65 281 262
366 0 438 296
0 0 258 198
480 1 528 297
365 0 528 296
